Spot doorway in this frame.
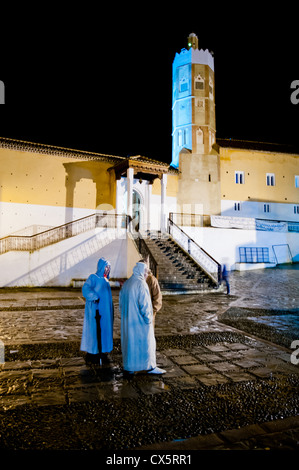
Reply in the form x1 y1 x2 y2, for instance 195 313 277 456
132 190 141 232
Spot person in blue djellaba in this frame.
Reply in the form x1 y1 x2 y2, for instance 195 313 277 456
80 258 114 365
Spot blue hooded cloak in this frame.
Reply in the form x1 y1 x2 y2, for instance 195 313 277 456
80 258 114 354
119 262 156 372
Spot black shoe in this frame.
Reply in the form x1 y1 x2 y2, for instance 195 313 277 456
100 353 111 365
85 353 102 365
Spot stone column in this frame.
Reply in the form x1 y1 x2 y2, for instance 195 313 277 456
147 182 152 232
160 173 167 233
115 178 122 229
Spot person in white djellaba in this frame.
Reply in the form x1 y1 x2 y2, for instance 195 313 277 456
119 261 166 375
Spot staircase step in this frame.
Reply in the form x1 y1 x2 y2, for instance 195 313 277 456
142 234 217 293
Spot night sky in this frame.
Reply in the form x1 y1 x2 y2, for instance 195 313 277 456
1 7 299 163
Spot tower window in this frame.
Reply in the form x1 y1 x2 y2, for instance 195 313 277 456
194 74 204 90
234 202 241 211
209 76 214 100
266 173 275 186
195 98 204 108
179 77 188 93
294 205 299 214
183 129 187 146
264 204 270 213
295 175 299 188
235 171 245 184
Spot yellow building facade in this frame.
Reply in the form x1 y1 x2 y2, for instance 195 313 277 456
0 138 179 238
0 140 121 236
218 140 299 222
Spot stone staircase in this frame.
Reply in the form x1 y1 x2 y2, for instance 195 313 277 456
143 233 219 292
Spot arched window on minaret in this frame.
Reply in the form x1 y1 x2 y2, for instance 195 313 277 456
209 130 215 151
180 76 188 93
209 76 214 100
196 128 204 153
195 74 204 90
195 98 205 109
183 129 187 146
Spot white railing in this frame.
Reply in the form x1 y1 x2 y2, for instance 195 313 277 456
168 218 221 285
0 213 128 255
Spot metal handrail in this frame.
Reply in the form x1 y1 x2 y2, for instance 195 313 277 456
169 212 211 227
135 234 159 279
168 218 221 285
0 213 128 255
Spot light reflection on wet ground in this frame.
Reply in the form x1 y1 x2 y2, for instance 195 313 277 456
249 315 299 336
0 266 299 450
0 265 298 344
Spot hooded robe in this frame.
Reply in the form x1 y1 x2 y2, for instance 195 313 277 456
119 262 156 372
80 258 114 354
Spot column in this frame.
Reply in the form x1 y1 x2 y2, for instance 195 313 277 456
147 181 153 232
160 173 167 233
127 167 134 230
115 178 122 229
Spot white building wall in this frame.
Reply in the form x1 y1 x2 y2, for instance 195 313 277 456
0 201 95 238
221 200 299 223
182 226 299 270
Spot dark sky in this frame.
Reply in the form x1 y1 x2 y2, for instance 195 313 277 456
1 6 299 163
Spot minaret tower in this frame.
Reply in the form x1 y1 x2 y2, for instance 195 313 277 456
171 33 220 216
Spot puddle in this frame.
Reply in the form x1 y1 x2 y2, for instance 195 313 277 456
136 380 170 395
250 315 299 336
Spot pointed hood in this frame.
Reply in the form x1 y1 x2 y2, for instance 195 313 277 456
96 258 111 278
133 262 147 280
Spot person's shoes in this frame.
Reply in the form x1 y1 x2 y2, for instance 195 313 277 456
100 354 111 365
147 367 166 374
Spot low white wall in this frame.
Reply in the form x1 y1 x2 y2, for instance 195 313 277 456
182 226 299 270
0 201 95 238
0 227 139 287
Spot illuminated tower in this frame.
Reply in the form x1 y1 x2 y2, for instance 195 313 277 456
172 33 220 216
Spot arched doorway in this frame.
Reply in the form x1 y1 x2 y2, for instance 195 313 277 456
132 189 141 232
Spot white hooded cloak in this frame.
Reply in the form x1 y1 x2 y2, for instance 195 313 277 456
119 262 156 372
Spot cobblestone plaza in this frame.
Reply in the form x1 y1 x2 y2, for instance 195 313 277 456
0 266 298 450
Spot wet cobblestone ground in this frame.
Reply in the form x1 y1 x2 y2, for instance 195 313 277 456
0 266 299 451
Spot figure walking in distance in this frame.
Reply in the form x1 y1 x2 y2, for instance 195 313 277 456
222 264 230 295
81 258 114 365
119 261 166 375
